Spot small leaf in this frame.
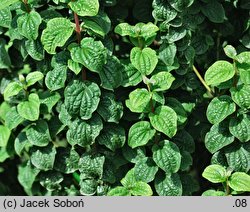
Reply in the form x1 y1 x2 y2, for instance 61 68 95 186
151 72 175 92
236 52 250 84
41 18 74 54
26 71 44 87
68 59 82 75
79 178 97 196
3 81 23 101
25 39 44 61
17 93 40 121
168 0 194 12
202 164 227 183
206 95 236 124
149 106 178 138
121 61 143 87
229 172 250 192
152 140 181 173
130 47 158 75
39 91 61 114
125 88 151 113
230 85 250 109
0 7 12 28
131 181 153 196
45 65 67 91
224 45 237 59
122 146 146 164
39 171 63 191
14 132 29 156
128 121 156 149
201 0 225 23
114 23 136 37
159 43 177 66
17 11 42 40
205 61 235 86
0 125 10 147
5 107 24 130
107 187 131 196
202 190 225 196
68 0 99 17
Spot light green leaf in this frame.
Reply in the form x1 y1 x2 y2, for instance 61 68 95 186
39 91 61 114
126 88 151 113
66 115 103 147
152 140 181 173
26 71 44 87
0 125 10 147
0 7 12 28
128 121 155 149
140 22 159 39
155 173 182 196
30 144 57 171
26 120 51 147
149 106 178 138
97 123 126 151
4 81 23 101
230 85 250 109
64 80 101 120
5 107 24 130
121 168 137 188
224 45 237 59
14 132 29 156
206 95 236 124
202 190 225 196
68 0 99 17
151 71 175 91
168 0 194 12
70 37 107 73
229 172 250 192
17 93 40 121
130 47 158 75
131 181 153 196
17 11 42 40
236 52 250 84
121 61 142 87
25 39 44 61
67 59 82 75
202 164 227 183
205 61 235 86
0 0 19 10
45 65 67 91
205 121 234 154
41 18 74 54
107 186 131 196
114 23 136 37
201 0 225 23
134 157 158 183
229 114 250 142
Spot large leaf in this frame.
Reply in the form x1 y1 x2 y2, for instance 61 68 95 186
70 37 107 73
17 93 40 121
64 80 101 120
17 11 42 40
236 52 250 84
0 7 12 28
3 81 23 101
68 0 99 17
206 95 236 124
0 125 10 147
159 43 177 66
154 172 182 196
229 172 250 192
41 18 74 54
205 121 234 154
202 164 227 183
152 0 178 22
149 106 178 138
39 91 61 114
230 85 250 109
45 65 67 91
5 107 24 130
152 140 181 173
150 72 175 92
125 88 151 113
205 61 235 86
128 121 156 149
229 114 250 142
66 115 103 147
14 131 30 156
26 71 44 87
25 39 44 61
168 0 194 12
201 0 225 23
121 61 142 87
130 47 158 75
0 0 19 10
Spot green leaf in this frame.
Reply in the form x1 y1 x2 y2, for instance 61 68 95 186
173 130 195 153
236 52 250 84
149 106 178 138
39 91 61 114
205 121 234 154
206 95 236 124
97 123 125 151
26 71 44 87
201 0 225 23
121 168 137 188
159 43 177 66
17 11 42 40
224 45 237 59
166 27 187 43
0 0 19 10
17 93 40 121
121 61 142 87
82 11 111 37
151 72 175 92
131 181 153 196
70 37 107 73
79 178 97 196
30 144 57 171
134 157 158 183
202 190 225 196
180 151 193 171
41 18 74 54
4 81 23 101
122 146 146 164
152 0 178 22
168 0 194 12
130 47 158 75
64 80 101 120
202 164 227 183
0 7 12 28
128 121 156 149
68 0 99 17
0 38 11 69
26 120 51 147
0 125 10 147
39 171 63 191
230 85 250 109
140 22 159 39
14 131 29 156
229 172 250 192
154 173 182 196
229 114 250 142
5 107 24 130
45 65 67 91
68 59 82 75
97 92 123 124
66 115 103 147
152 140 181 173
107 187 131 196
114 23 136 37
25 39 44 61
125 88 151 113
205 61 235 86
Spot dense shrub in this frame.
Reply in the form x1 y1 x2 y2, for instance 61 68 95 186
0 0 250 196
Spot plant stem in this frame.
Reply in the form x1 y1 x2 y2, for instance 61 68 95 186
23 0 31 13
192 65 213 96
74 12 81 44
146 82 155 113
233 59 238 87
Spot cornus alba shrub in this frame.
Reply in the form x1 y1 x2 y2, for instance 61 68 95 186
0 0 250 196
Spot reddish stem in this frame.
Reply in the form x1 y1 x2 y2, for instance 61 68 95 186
23 0 31 13
150 98 155 113
74 12 81 44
